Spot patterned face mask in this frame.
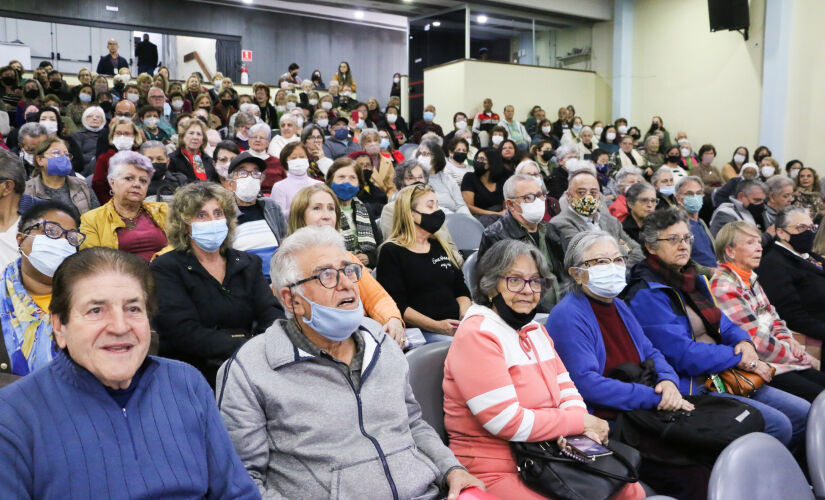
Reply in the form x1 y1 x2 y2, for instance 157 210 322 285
570 194 600 216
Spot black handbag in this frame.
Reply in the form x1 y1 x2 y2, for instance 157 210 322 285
510 439 641 500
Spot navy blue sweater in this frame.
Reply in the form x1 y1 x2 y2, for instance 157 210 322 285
0 352 260 499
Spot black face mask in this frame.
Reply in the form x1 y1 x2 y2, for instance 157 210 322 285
151 162 168 180
49 81 61 89
492 293 537 331
114 81 124 89
292 72 299 78
667 154 681 163
100 101 114 113
631 133 641 141
746 203 765 229
453 152 467 163
362 168 373 182
199 106 211 111
1 75 17 86
755 154 768 163
541 150 554 162
473 161 487 177
24 89 39 99
413 208 445 234
787 229 815 255
221 99 233 108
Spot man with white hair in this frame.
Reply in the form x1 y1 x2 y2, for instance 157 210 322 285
546 142 581 199
217 225 484 500
550 168 644 265
478 174 563 310
268 113 301 158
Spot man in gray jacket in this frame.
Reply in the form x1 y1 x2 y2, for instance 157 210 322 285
708 179 767 237
217 225 484 500
550 168 645 266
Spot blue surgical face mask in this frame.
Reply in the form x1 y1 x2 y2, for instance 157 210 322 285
379 138 390 150
573 124 583 134
423 111 434 122
297 291 364 342
46 155 73 177
190 218 228 252
333 128 349 140
682 194 703 214
658 185 675 197
331 182 359 201
582 263 626 298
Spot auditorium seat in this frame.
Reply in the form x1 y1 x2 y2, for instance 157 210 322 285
446 213 484 253
807 392 825 497
399 142 419 159
708 432 814 500
406 341 451 444
462 251 477 295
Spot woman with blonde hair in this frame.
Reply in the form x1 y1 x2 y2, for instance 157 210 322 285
377 184 469 343
168 118 217 182
150 182 282 386
287 183 406 346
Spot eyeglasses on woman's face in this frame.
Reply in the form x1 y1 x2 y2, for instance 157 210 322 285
501 276 548 293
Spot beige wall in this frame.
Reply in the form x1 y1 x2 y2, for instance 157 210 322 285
424 59 610 134
783 0 825 168
631 0 765 161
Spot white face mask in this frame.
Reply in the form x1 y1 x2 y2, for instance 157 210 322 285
171 99 183 110
21 235 77 278
113 136 134 151
20 151 34 164
617 125 628 134
455 120 467 130
40 121 58 135
416 155 432 172
790 169 800 179
593 126 603 137
308 98 318 106
248 149 268 159
680 147 690 157
386 113 398 124
287 157 310 175
321 101 333 110
295 117 305 128
144 117 159 128
317 118 329 128
79 93 92 103
733 153 746 164
286 102 296 110
393 77 400 83
234 176 261 203
761 166 775 178
491 135 504 145
541 126 552 135
605 132 616 142
519 198 545 224
126 93 140 103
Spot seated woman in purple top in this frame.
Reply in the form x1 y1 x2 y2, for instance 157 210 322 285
269 142 321 218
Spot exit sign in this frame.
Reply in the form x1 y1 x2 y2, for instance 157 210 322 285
241 50 252 62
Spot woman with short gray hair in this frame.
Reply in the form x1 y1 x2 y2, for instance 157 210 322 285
444 238 646 500
268 113 301 158
79 150 169 261
622 181 657 243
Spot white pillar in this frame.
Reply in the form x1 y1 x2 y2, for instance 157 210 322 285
611 0 633 122
759 0 793 161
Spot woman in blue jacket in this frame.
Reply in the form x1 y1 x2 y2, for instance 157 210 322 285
622 208 809 451
548 230 708 500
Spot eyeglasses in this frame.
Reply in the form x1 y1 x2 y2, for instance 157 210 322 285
234 170 262 179
22 220 85 247
515 193 546 203
502 276 549 293
42 150 72 160
656 234 694 246
290 262 362 289
581 256 627 267
783 223 818 233
636 197 658 205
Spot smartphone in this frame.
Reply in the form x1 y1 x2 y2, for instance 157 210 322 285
564 434 613 459
351 110 360 124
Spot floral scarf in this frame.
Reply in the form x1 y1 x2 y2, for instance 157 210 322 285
0 259 57 376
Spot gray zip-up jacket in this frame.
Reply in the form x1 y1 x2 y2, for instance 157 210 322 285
217 319 462 500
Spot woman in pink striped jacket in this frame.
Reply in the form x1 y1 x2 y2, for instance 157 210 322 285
443 239 644 500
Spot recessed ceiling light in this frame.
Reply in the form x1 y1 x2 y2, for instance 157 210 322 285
242 0 253 4
432 21 441 27
354 10 365 19
477 14 488 23
424 24 430 31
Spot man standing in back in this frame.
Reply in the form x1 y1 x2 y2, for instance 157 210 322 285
96 39 129 76
135 34 158 76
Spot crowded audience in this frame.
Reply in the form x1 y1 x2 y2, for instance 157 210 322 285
0 54 824 500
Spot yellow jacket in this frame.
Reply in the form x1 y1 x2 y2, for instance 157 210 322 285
371 154 397 199
80 199 169 250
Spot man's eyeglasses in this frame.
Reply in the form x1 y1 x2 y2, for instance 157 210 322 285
290 263 362 289
234 170 262 179
502 276 549 293
656 234 694 246
22 220 85 247
515 193 546 204
581 256 627 267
